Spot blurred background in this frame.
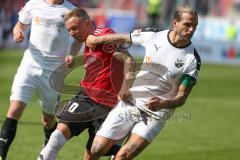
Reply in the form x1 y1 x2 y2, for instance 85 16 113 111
0 0 240 65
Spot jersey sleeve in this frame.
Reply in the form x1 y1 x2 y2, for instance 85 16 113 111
184 49 201 85
18 0 35 25
130 27 161 46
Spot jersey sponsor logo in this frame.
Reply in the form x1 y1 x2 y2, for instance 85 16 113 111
175 58 184 68
145 56 152 63
33 16 65 28
34 16 41 24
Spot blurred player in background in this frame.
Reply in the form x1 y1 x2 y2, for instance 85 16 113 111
0 0 81 160
86 5 201 160
38 8 135 160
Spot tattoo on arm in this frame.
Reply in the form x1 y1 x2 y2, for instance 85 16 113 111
96 34 132 45
113 51 136 90
164 84 193 109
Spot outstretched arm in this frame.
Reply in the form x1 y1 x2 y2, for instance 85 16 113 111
86 34 132 49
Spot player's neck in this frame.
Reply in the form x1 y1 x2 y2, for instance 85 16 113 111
169 30 190 47
45 0 64 5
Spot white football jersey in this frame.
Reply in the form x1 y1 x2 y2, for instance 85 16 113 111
130 28 201 114
19 0 76 57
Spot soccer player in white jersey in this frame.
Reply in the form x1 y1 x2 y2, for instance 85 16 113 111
0 1 80 160
86 5 201 159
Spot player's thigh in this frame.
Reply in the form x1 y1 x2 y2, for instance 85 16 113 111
10 61 37 106
37 70 60 115
116 133 150 159
87 113 113 151
96 101 135 140
132 110 173 142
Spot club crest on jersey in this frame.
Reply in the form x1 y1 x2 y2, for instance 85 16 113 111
175 58 184 68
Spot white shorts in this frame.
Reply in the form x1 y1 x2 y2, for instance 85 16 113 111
96 101 174 142
10 50 60 114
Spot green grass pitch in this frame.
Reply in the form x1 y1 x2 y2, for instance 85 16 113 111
0 49 240 160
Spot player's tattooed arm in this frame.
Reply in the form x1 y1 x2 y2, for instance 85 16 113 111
13 21 27 43
86 34 132 49
147 84 193 111
113 51 136 102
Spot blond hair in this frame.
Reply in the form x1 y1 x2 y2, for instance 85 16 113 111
64 8 90 22
173 6 198 21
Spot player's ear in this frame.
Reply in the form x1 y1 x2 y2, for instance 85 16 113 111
172 19 177 28
85 19 91 26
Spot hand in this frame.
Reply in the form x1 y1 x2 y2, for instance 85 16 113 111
13 30 24 43
118 89 132 103
86 35 97 50
146 97 165 111
65 55 75 68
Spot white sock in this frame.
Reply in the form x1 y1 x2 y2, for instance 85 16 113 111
38 129 66 160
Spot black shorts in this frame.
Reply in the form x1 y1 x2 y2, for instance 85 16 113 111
57 92 112 150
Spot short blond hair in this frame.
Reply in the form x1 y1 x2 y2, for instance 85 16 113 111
64 8 90 22
173 6 198 21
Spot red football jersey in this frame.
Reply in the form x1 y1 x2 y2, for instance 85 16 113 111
80 28 124 107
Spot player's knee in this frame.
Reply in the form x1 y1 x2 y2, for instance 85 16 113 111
91 144 105 157
7 101 26 119
115 150 128 160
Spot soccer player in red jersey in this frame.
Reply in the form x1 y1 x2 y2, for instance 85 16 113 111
38 8 135 160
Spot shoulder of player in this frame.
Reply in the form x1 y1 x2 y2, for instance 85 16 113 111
193 48 201 70
93 28 115 36
185 47 201 70
131 27 165 37
141 27 164 33
25 0 39 6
